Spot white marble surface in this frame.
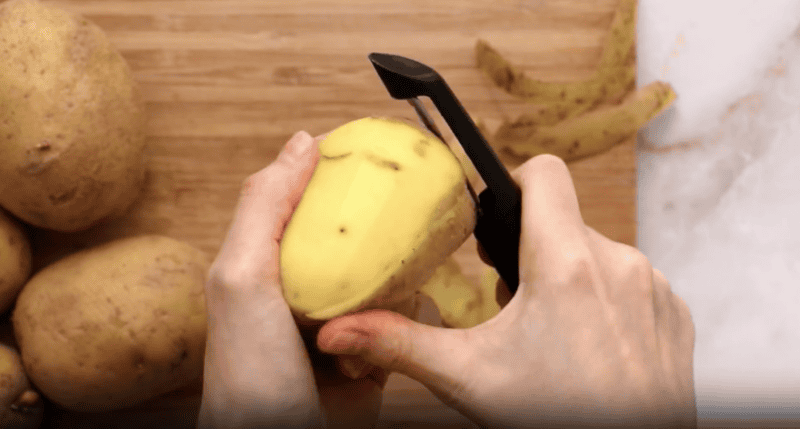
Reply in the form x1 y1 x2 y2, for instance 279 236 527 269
637 0 800 423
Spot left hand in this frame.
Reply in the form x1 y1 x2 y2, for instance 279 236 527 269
197 131 388 429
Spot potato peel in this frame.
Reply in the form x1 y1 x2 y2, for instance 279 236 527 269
495 81 676 162
475 0 637 122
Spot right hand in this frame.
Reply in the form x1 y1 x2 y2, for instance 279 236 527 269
317 154 697 428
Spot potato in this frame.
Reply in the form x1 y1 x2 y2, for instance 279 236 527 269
281 117 477 321
0 340 43 429
12 235 209 412
419 257 500 329
0 210 31 315
0 0 146 232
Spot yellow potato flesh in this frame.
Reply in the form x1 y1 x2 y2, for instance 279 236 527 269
281 117 475 320
419 257 501 329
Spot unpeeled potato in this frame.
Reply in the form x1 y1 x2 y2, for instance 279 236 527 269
280 117 477 321
0 340 42 429
12 235 209 412
0 209 31 315
0 0 146 231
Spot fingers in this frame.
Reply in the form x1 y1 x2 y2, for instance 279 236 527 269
214 131 321 289
513 155 590 288
232 131 319 248
317 310 471 403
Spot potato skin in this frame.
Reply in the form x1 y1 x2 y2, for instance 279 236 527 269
0 210 31 315
0 342 43 429
12 235 209 412
0 0 146 232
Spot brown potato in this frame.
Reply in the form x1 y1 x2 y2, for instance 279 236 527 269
0 210 31 315
0 0 146 231
0 341 43 429
12 235 209 412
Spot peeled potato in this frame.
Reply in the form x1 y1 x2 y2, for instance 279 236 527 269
0 0 146 231
280 117 477 321
12 235 208 412
419 257 500 329
0 210 31 315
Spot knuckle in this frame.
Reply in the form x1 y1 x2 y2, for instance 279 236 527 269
546 245 597 290
240 164 285 197
206 259 255 296
671 293 695 335
240 171 262 196
617 245 656 294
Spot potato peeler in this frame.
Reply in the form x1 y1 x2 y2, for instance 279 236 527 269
368 53 523 295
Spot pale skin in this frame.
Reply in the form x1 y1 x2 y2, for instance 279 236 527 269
198 131 697 428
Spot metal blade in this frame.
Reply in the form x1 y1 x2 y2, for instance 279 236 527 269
407 98 481 213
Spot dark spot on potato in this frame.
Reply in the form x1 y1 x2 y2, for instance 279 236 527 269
413 139 428 157
293 292 300 299
568 140 580 155
170 340 189 371
321 152 351 161
339 283 349 290
540 138 557 149
132 350 146 370
401 260 405 264
48 187 77 205
365 153 401 171
560 90 566 99
5 134 11 140
339 226 346 234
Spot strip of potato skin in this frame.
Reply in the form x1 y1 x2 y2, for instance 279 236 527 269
475 0 637 122
494 81 676 162
304 179 476 321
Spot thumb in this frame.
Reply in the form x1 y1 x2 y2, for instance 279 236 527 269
317 310 471 404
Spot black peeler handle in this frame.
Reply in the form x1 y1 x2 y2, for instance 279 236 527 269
368 53 522 295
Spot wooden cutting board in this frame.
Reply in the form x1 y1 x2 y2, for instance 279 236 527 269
23 0 636 427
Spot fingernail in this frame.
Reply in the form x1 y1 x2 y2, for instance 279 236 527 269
286 131 314 157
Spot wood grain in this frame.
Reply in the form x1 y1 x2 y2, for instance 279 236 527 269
9 0 636 427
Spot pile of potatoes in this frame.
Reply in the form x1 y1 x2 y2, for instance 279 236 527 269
0 0 210 426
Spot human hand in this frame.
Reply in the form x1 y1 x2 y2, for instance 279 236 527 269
317 155 697 428
197 131 388 429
